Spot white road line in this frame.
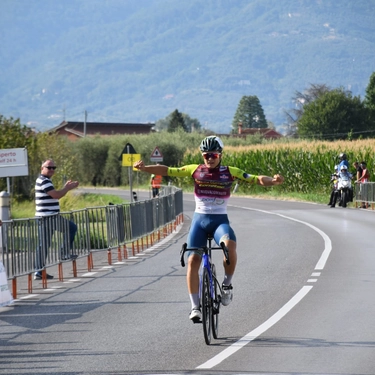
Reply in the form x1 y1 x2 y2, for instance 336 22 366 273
229 206 332 270
197 285 313 369
81 272 97 277
15 294 39 300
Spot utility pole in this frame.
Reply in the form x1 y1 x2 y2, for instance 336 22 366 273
84 110 87 137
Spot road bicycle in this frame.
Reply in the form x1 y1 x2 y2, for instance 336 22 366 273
180 236 230 345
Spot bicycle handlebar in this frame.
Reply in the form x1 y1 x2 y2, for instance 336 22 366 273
180 242 230 267
219 242 230 265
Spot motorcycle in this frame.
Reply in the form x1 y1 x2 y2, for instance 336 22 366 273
337 173 353 208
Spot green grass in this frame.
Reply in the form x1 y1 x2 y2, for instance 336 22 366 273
10 192 127 219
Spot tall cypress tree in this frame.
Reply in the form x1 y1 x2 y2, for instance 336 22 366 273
231 95 267 133
168 109 187 132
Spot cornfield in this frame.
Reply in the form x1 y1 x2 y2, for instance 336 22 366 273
181 139 375 195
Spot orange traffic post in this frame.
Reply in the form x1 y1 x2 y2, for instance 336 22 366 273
132 242 135 256
118 246 122 262
87 253 92 271
42 269 47 289
72 259 77 277
27 274 32 294
107 248 112 265
12 278 17 300
58 263 63 281
123 244 128 259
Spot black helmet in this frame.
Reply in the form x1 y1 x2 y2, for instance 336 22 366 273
339 153 347 160
199 135 224 153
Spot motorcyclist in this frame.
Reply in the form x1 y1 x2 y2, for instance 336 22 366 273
328 165 339 206
331 165 353 208
338 153 349 170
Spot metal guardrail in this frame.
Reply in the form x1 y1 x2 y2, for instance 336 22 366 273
354 182 375 209
0 187 183 296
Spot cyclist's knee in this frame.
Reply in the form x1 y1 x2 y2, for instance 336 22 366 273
188 254 201 269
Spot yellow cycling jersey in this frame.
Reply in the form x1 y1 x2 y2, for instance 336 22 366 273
168 164 258 214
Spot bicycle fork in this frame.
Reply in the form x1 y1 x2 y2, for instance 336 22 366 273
199 254 220 314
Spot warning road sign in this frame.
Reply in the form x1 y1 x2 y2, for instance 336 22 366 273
150 147 163 162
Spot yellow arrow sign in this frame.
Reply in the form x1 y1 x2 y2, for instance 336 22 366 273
122 154 141 167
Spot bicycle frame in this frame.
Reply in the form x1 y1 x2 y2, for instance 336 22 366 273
180 236 230 345
200 238 218 303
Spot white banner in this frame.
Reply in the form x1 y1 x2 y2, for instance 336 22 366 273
0 148 29 177
0 261 13 307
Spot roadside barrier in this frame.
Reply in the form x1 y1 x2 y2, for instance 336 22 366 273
0 187 183 297
354 182 375 209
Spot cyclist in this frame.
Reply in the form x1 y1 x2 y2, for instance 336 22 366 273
133 135 284 322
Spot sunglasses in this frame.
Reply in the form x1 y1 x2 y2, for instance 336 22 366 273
202 153 221 160
44 166 57 170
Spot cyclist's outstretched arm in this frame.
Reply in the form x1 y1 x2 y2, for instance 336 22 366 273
257 174 284 186
133 161 169 176
228 167 284 187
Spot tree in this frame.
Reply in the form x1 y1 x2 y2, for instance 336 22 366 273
297 88 370 140
364 71 375 128
0 116 38 198
284 84 331 137
167 109 188 133
0 115 36 149
156 111 202 132
364 71 375 111
231 95 267 133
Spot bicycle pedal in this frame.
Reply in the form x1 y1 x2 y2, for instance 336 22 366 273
191 317 202 324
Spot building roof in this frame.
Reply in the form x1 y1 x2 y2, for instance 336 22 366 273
49 121 155 139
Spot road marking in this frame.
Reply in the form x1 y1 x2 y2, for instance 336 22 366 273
15 294 39 300
81 272 97 277
197 205 333 369
197 285 313 369
230 206 332 270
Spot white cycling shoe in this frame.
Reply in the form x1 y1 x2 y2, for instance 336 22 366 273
189 308 202 323
221 284 233 306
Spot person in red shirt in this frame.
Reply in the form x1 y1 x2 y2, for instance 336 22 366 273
356 161 370 208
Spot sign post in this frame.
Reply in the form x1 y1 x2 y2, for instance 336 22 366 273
119 143 139 202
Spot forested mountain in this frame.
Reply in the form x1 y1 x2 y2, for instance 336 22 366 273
1 0 375 134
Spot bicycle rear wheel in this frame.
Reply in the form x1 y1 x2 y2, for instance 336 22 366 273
201 267 212 345
211 264 219 339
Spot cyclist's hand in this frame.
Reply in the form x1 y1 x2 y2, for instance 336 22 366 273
133 160 145 170
272 174 284 185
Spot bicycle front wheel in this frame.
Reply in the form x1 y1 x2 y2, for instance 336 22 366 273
211 264 219 339
201 267 212 345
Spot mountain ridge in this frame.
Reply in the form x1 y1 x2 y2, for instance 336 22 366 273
1 0 375 133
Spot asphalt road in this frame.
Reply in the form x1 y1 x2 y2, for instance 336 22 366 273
1 190 375 375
